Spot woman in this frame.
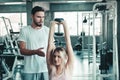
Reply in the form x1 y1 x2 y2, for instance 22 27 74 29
46 20 74 80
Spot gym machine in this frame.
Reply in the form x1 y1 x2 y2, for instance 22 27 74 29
0 17 23 80
92 1 119 80
0 17 20 55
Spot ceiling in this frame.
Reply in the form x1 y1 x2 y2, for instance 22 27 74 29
0 0 115 5
0 0 108 3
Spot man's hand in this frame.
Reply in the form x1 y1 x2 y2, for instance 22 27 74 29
35 48 45 57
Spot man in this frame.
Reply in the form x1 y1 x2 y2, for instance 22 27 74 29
18 6 49 80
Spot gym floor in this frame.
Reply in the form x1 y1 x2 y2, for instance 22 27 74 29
72 50 113 80
72 51 93 80
0 50 113 80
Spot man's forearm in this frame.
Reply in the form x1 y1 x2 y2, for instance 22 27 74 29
20 48 36 55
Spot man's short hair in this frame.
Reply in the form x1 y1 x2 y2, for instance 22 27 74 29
31 6 45 15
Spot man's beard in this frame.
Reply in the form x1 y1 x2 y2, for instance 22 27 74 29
34 21 43 27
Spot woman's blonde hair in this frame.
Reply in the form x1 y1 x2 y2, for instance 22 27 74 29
51 47 68 65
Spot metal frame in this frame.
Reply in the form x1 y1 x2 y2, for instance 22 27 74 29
92 1 119 80
0 17 22 80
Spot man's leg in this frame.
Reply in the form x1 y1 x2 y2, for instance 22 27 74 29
36 72 48 80
43 72 49 80
22 73 37 80
36 73 44 80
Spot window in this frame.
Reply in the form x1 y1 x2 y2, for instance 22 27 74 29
0 13 27 36
54 12 101 36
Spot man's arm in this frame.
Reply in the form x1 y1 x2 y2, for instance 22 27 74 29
19 41 45 57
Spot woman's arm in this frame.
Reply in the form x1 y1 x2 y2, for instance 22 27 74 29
46 21 56 68
62 21 74 70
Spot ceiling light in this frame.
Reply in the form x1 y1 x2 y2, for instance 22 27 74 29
67 1 86 3
4 2 26 5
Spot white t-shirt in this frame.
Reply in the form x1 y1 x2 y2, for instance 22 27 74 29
18 25 49 73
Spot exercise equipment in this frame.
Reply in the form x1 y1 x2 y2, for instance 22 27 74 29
92 1 119 80
54 18 66 48
0 17 23 80
0 17 20 55
0 54 23 80
73 33 83 51
54 18 64 36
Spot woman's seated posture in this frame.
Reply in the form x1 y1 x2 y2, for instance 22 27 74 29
46 20 74 80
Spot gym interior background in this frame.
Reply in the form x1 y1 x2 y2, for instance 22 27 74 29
0 0 120 80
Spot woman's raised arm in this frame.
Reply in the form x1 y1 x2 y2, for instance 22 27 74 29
46 21 56 68
62 21 74 70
